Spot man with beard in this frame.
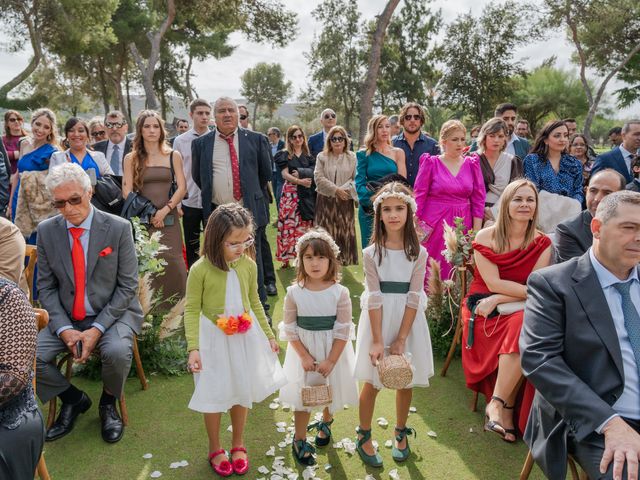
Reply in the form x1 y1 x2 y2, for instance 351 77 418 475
392 102 440 187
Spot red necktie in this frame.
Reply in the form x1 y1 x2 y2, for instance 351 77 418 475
70 227 86 321
221 133 242 201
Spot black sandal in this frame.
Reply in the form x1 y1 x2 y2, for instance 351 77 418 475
484 395 508 439
292 439 316 466
501 403 517 443
307 418 333 447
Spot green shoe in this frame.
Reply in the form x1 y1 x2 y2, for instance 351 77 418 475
292 439 316 466
355 426 383 468
392 426 416 462
307 418 333 447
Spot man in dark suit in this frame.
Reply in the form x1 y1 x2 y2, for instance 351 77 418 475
555 169 625 262
521 190 640 480
36 163 142 444
470 103 530 159
308 108 337 158
92 110 132 182
267 127 286 213
591 120 640 184
192 97 273 307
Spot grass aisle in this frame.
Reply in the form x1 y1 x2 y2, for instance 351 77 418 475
40 212 547 479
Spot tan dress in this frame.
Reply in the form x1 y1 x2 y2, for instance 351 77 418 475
141 166 186 310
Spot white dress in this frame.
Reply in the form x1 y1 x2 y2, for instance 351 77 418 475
279 283 359 413
354 245 434 390
188 269 286 413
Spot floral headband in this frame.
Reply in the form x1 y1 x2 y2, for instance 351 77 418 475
372 190 417 213
295 229 341 258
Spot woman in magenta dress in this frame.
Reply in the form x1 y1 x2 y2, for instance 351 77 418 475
414 120 485 279
461 179 552 443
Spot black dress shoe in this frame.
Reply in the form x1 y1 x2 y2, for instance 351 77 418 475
99 404 124 443
266 283 277 296
45 392 92 442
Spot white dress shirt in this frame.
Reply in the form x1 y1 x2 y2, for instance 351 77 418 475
619 144 636 175
172 128 203 209
212 129 240 206
105 138 127 176
506 132 518 156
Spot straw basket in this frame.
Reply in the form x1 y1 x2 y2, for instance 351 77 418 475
301 372 333 407
377 354 413 389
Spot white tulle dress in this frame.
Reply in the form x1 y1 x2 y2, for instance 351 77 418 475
354 245 434 390
188 269 286 413
279 283 359 413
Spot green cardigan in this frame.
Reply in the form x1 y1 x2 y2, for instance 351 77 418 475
184 255 274 351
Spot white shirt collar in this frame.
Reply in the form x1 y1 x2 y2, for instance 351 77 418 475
65 205 94 231
589 247 639 289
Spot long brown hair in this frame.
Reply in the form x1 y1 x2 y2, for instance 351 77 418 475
4 110 27 137
529 120 568 161
285 125 310 159
295 233 340 285
364 115 390 155
202 203 255 271
130 110 170 191
492 179 539 253
370 182 420 264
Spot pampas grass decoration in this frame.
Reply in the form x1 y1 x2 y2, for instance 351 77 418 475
159 297 186 340
137 273 155 317
443 221 458 255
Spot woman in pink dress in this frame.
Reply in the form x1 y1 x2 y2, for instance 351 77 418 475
414 120 486 279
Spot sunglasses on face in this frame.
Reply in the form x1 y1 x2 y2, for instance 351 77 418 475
105 121 126 129
404 114 422 121
91 131 106 137
52 195 83 209
239 115 248 120
330 136 345 143
324 113 336 119
224 237 255 251
8 117 21 123
290 134 304 140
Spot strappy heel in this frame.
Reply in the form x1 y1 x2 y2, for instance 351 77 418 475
355 426 383 468
307 418 333 447
501 403 517 443
484 395 508 439
292 438 316 466
392 426 416 462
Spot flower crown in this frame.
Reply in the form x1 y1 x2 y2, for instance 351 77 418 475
295 228 341 258
372 190 417 213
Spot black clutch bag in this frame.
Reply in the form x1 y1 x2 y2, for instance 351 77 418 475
92 175 124 216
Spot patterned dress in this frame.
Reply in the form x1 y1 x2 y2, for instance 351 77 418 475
523 153 584 204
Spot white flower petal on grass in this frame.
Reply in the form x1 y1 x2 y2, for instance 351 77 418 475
324 463 332 472
427 430 437 438
385 439 393 448
169 462 180 469
302 466 318 480
365 475 377 480
377 417 389 427
389 468 401 480
142 453 153 459
269 403 280 410
277 427 286 433
343 404 349 409
258 465 270 474
278 441 287 448
409 406 417 413
372 440 379 449
276 421 287 428
227 425 233 432
333 441 343 449
150 472 162 478
469 427 474 433
179 460 188 467
266 446 276 457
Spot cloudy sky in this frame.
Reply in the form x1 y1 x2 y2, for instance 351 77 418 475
0 0 637 117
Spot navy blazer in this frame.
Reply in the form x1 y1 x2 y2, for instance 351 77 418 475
308 131 325 158
591 146 632 183
191 128 272 227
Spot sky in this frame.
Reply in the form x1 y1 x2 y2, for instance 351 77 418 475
0 0 637 117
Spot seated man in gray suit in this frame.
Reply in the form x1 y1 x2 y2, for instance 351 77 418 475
555 169 626 262
521 190 640 480
36 163 142 444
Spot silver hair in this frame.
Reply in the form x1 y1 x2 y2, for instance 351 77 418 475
595 190 640 224
45 163 92 193
320 108 335 120
622 120 640 135
213 97 238 112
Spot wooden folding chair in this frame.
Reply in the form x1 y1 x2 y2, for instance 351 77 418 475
440 264 470 377
24 245 37 305
520 447 589 479
34 308 52 480
46 334 148 429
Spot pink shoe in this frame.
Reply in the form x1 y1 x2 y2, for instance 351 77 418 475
230 446 249 475
209 449 233 477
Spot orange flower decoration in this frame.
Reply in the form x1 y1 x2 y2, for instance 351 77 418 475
216 312 252 335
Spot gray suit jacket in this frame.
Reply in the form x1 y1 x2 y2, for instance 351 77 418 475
555 210 592 263
36 208 143 335
520 253 629 479
191 127 271 226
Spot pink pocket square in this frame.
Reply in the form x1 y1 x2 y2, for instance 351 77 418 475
99 246 113 257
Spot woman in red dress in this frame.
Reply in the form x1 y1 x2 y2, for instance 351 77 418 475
461 179 552 443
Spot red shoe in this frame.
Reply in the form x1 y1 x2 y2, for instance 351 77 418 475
230 446 249 475
209 449 233 477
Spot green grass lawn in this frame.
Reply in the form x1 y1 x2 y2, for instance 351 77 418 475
40 210 551 479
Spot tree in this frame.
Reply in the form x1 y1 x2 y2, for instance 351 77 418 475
615 54 640 108
302 0 365 133
357 0 400 143
543 0 640 138
437 1 536 123
240 63 293 122
375 0 443 112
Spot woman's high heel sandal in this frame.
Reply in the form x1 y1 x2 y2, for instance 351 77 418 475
392 426 416 462
292 439 317 466
501 403 517 443
307 418 334 447
355 426 383 468
484 395 508 439
208 449 233 477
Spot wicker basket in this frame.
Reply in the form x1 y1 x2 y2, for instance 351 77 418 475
301 372 333 407
377 354 413 389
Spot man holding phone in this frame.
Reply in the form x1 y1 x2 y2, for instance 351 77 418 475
35 163 142 444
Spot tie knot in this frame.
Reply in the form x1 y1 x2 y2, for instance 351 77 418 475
70 227 84 239
613 281 632 296
113 144 119 151
220 133 234 145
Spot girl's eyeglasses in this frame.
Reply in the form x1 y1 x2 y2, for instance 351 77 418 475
224 238 254 251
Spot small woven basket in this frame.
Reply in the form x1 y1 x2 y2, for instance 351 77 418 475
301 372 333 407
377 354 413 390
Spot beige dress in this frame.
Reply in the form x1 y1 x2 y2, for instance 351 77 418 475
141 166 186 310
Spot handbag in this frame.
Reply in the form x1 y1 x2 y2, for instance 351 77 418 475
168 150 187 200
92 174 124 216
376 349 413 389
496 301 526 315
301 370 332 407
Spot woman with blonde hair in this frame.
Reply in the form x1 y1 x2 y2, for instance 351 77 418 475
414 119 486 279
461 179 552 443
275 125 316 268
354 115 407 247
314 125 358 265
123 110 187 309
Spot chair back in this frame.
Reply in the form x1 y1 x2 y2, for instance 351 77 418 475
24 245 37 304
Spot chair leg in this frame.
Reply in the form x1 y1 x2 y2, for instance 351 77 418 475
519 450 535 480
36 454 51 480
119 393 129 426
440 312 463 377
132 335 148 390
47 398 57 429
567 457 580 480
470 391 479 412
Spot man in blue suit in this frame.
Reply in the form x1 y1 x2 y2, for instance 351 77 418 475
470 103 530 159
308 108 337 158
591 120 640 184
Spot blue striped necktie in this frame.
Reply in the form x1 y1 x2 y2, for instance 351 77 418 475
613 281 640 375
